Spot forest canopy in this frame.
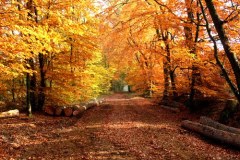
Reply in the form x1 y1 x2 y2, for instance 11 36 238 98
0 0 114 112
0 0 240 112
102 0 240 105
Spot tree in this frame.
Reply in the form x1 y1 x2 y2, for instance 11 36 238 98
0 0 113 112
103 0 194 98
202 0 240 102
102 0 238 103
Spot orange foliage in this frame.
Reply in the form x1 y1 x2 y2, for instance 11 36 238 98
102 0 239 99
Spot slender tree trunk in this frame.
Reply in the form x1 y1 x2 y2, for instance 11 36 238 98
204 0 240 102
29 58 37 111
184 0 201 109
70 43 74 73
16 0 32 114
156 28 177 100
170 70 177 97
199 0 239 103
184 0 195 107
11 79 16 102
163 41 171 100
38 53 46 110
26 73 32 115
26 0 46 111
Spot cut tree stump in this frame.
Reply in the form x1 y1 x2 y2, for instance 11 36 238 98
200 116 240 135
182 120 240 148
0 109 19 118
44 105 55 116
55 106 63 116
63 107 73 117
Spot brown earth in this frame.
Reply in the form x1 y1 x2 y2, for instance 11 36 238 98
0 93 239 159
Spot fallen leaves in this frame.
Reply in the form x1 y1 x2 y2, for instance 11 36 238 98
0 94 239 159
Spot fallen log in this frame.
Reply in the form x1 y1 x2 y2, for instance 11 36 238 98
0 109 19 118
73 105 87 116
87 98 99 108
200 116 240 135
72 99 100 117
182 120 240 148
160 105 180 113
97 98 104 105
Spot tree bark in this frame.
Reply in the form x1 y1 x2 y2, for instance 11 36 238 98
38 53 46 110
156 29 172 100
43 99 101 117
182 120 240 148
26 0 38 112
73 105 87 116
26 73 32 115
200 116 240 135
170 70 177 97
63 107 73 117
29 59 37 111
184 0 201 109
11 79 16 102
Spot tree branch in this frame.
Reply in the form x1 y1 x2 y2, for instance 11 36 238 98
199 0 239 97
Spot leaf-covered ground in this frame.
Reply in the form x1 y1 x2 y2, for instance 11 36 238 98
0 93 240 159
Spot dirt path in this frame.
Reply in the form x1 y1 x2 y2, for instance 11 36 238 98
0 93 240 159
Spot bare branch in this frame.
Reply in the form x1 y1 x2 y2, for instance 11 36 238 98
223 9 240 23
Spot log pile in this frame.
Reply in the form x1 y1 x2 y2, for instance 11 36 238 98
44 98 102 117
182 116 240 148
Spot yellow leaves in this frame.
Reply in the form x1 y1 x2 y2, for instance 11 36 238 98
0 62 28 80
82 51 114 97
16 24 68 56
0 0 112 104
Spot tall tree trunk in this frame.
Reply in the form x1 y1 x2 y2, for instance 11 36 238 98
170 70 177 97
184 0 201 109
26 0 43 111
29 58 37 111
162 40 171 100
11 79 16 102
204 0 240 102
26 73 32 115
156 29 173 100
16 0 32 114
199 0 239 103
38 53 46 110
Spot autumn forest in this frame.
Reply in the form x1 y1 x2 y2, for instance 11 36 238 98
0 0 240 159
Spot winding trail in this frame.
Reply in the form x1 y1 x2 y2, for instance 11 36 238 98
0 93 240 159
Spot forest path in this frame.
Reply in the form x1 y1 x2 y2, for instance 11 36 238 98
0 93 240 159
